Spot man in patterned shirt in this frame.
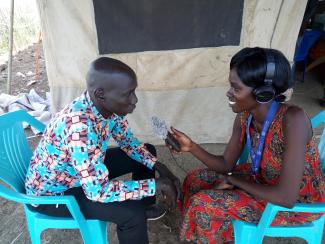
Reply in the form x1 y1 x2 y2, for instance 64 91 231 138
25 57 179 244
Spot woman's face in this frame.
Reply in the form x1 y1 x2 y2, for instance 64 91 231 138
226 69 257 113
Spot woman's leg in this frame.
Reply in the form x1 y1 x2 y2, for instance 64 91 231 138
181 168 267 243
180 188 265 243
181 168 222 212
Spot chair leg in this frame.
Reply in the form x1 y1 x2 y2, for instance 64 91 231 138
82 220 108 244
25 216 42 244
302 234 316 244
313 222 325 244
232 221 259 244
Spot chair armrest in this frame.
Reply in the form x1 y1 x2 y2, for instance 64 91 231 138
267 202 325 213
20 110 46 133
0 183 77 208
0 184 86 224
0 110 46 133
311 110 325 128
256 202 325 237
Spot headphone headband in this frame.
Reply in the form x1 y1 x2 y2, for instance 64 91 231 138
253 51 276 103
264 52 275 85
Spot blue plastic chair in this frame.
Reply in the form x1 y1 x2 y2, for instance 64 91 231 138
293 30 323 82
0 110 109 244
237 142 249 165
232 110 325 244
311 110 325 174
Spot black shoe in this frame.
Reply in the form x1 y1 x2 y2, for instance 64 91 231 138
145 203 167 221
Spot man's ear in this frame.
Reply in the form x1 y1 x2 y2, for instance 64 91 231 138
94 88 105 101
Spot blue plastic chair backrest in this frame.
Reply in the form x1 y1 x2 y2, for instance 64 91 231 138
0 110 45 193
311 110 325 173
237 143 249 164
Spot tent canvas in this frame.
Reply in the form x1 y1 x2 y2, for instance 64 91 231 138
36 0 306 144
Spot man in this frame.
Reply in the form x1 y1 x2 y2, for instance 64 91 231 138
25 57 179 244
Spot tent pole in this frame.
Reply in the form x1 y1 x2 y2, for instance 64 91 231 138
7 0 14 95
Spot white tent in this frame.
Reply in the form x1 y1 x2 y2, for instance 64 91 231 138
36 0 306 144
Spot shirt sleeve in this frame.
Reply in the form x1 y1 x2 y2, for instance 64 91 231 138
111 116 157 169
66 121 156 203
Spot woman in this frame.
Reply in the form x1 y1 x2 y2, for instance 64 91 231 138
171 47 325 243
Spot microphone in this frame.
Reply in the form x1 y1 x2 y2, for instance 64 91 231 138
151 116 180 151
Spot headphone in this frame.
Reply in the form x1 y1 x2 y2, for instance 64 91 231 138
253 51 276 103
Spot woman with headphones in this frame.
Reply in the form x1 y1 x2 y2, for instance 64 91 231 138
170 47 325 243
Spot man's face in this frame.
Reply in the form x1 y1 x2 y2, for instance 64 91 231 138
98 72 138 116
226 69 257 113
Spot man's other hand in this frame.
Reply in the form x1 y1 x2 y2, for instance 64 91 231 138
155 177 177 208
154 162 181 198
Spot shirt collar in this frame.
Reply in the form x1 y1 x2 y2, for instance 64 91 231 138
84 91 107 122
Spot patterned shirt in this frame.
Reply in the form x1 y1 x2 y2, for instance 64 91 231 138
25 91 157 202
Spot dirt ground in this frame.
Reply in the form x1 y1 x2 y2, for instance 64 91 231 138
0 41 49 97
0 43 324 244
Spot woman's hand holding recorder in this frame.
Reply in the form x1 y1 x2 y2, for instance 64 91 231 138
167 127 193 153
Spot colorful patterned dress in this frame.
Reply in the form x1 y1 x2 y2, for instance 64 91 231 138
180 104 325 243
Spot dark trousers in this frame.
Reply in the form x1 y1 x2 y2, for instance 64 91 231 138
29 144 157 244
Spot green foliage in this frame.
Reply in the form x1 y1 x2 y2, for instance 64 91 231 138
0 1 40 56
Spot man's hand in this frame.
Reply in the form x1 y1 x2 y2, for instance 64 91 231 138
156 177 177 208
154 162 181 198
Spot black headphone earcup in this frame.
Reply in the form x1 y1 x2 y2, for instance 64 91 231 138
253 86 276 103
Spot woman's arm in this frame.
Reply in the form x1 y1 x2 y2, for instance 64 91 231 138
171 114 244 173
227 106 311 208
